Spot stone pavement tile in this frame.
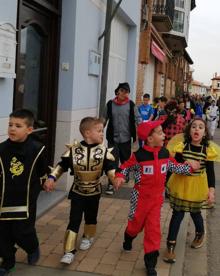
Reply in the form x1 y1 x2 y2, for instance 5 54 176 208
94 263 115 275
52 242 63 254
100 252 121 265
86 247 106 259
105 223 124 233
105 241 123 253
14 194 174 275
41 253 63 268
93 238 113 249
64 259 80 271
120 251 139 262
112 269 133 276
39 244 57 256
115 260 135 272
99 230 117 239
76 258 99 272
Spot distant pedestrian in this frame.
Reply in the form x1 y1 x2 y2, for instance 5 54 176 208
164 118 220 264
114 121 199 276
206 100 219 139
138 93 154 122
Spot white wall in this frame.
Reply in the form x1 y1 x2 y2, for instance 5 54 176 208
0 0 18 138
54 0 141 190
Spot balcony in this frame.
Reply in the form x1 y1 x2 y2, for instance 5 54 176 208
152 0 174 32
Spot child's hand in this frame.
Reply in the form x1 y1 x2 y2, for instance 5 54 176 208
185 160 200 171
113 177 125 190
44 178 55 192
208 187 215 204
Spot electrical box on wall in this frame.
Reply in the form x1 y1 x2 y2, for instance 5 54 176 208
0 23 17 79
88 50 101 77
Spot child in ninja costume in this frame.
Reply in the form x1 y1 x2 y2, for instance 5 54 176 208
44 117 116 265
114 120 200 276
0 109 48 276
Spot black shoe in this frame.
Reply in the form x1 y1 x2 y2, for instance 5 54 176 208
123 232 136 252
144 251 159 276
27 247 40 265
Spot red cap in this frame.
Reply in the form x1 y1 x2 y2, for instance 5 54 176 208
137 120 163 141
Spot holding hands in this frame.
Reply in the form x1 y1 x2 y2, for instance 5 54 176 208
113 177 125 191
185 159 200 171
44 178 56 192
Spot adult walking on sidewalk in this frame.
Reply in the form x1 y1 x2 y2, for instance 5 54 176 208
104 82 138 195
164 118 220 264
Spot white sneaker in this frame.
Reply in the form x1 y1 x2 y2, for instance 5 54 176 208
60 252 75 264
79 237 94 250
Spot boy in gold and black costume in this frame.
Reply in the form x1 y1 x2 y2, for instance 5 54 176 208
44 117 116 265
0 109 48 276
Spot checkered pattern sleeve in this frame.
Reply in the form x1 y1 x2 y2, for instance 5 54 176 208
167 158 192 175
115 154 138 179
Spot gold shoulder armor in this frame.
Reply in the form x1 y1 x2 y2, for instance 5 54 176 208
62 140 80 157
106 147 115 161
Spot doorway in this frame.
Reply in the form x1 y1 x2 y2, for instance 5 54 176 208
14 0 61 164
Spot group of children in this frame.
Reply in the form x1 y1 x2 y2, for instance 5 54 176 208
0 107 220 276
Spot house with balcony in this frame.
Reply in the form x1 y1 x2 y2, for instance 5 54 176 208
136 0 195 104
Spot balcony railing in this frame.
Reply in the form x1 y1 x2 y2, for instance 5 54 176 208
152 0 174 32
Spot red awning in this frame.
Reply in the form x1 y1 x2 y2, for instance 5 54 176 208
151 40 166 63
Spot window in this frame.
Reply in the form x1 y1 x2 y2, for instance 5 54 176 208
175 0 185 8
217 82 220 88
173 10 184 32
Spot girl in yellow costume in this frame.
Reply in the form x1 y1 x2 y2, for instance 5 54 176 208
163 118 220 264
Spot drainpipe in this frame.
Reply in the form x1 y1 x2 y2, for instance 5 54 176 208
98 0 122 117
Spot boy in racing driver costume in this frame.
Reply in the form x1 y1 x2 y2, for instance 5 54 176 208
114 120 200 276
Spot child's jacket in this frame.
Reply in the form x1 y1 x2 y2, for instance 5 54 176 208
116 145 192 197
0 137 47 220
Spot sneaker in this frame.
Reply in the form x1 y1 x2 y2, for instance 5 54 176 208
79 237 94 250
27 247 40 265
105 184 114 195
191 232 204 249
163 242 176 263
60 252 75 264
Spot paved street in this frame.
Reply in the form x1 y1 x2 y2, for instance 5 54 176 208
7 129 220 276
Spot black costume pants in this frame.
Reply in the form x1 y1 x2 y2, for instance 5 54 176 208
0 212 38 270
167 209 204 241
67 192 101 233
107 140 131 185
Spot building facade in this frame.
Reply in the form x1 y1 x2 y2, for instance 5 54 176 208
136 0 195 104
0 0 141 191
211 73 220 98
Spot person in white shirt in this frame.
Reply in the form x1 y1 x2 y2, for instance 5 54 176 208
206 100 219 139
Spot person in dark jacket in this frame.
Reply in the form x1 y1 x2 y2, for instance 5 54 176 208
0 109 48 276
104 82 138 195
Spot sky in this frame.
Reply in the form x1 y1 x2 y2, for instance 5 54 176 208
187 0 220 85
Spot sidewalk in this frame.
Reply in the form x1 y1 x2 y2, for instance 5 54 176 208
11 126 220 276
11 189 184 276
